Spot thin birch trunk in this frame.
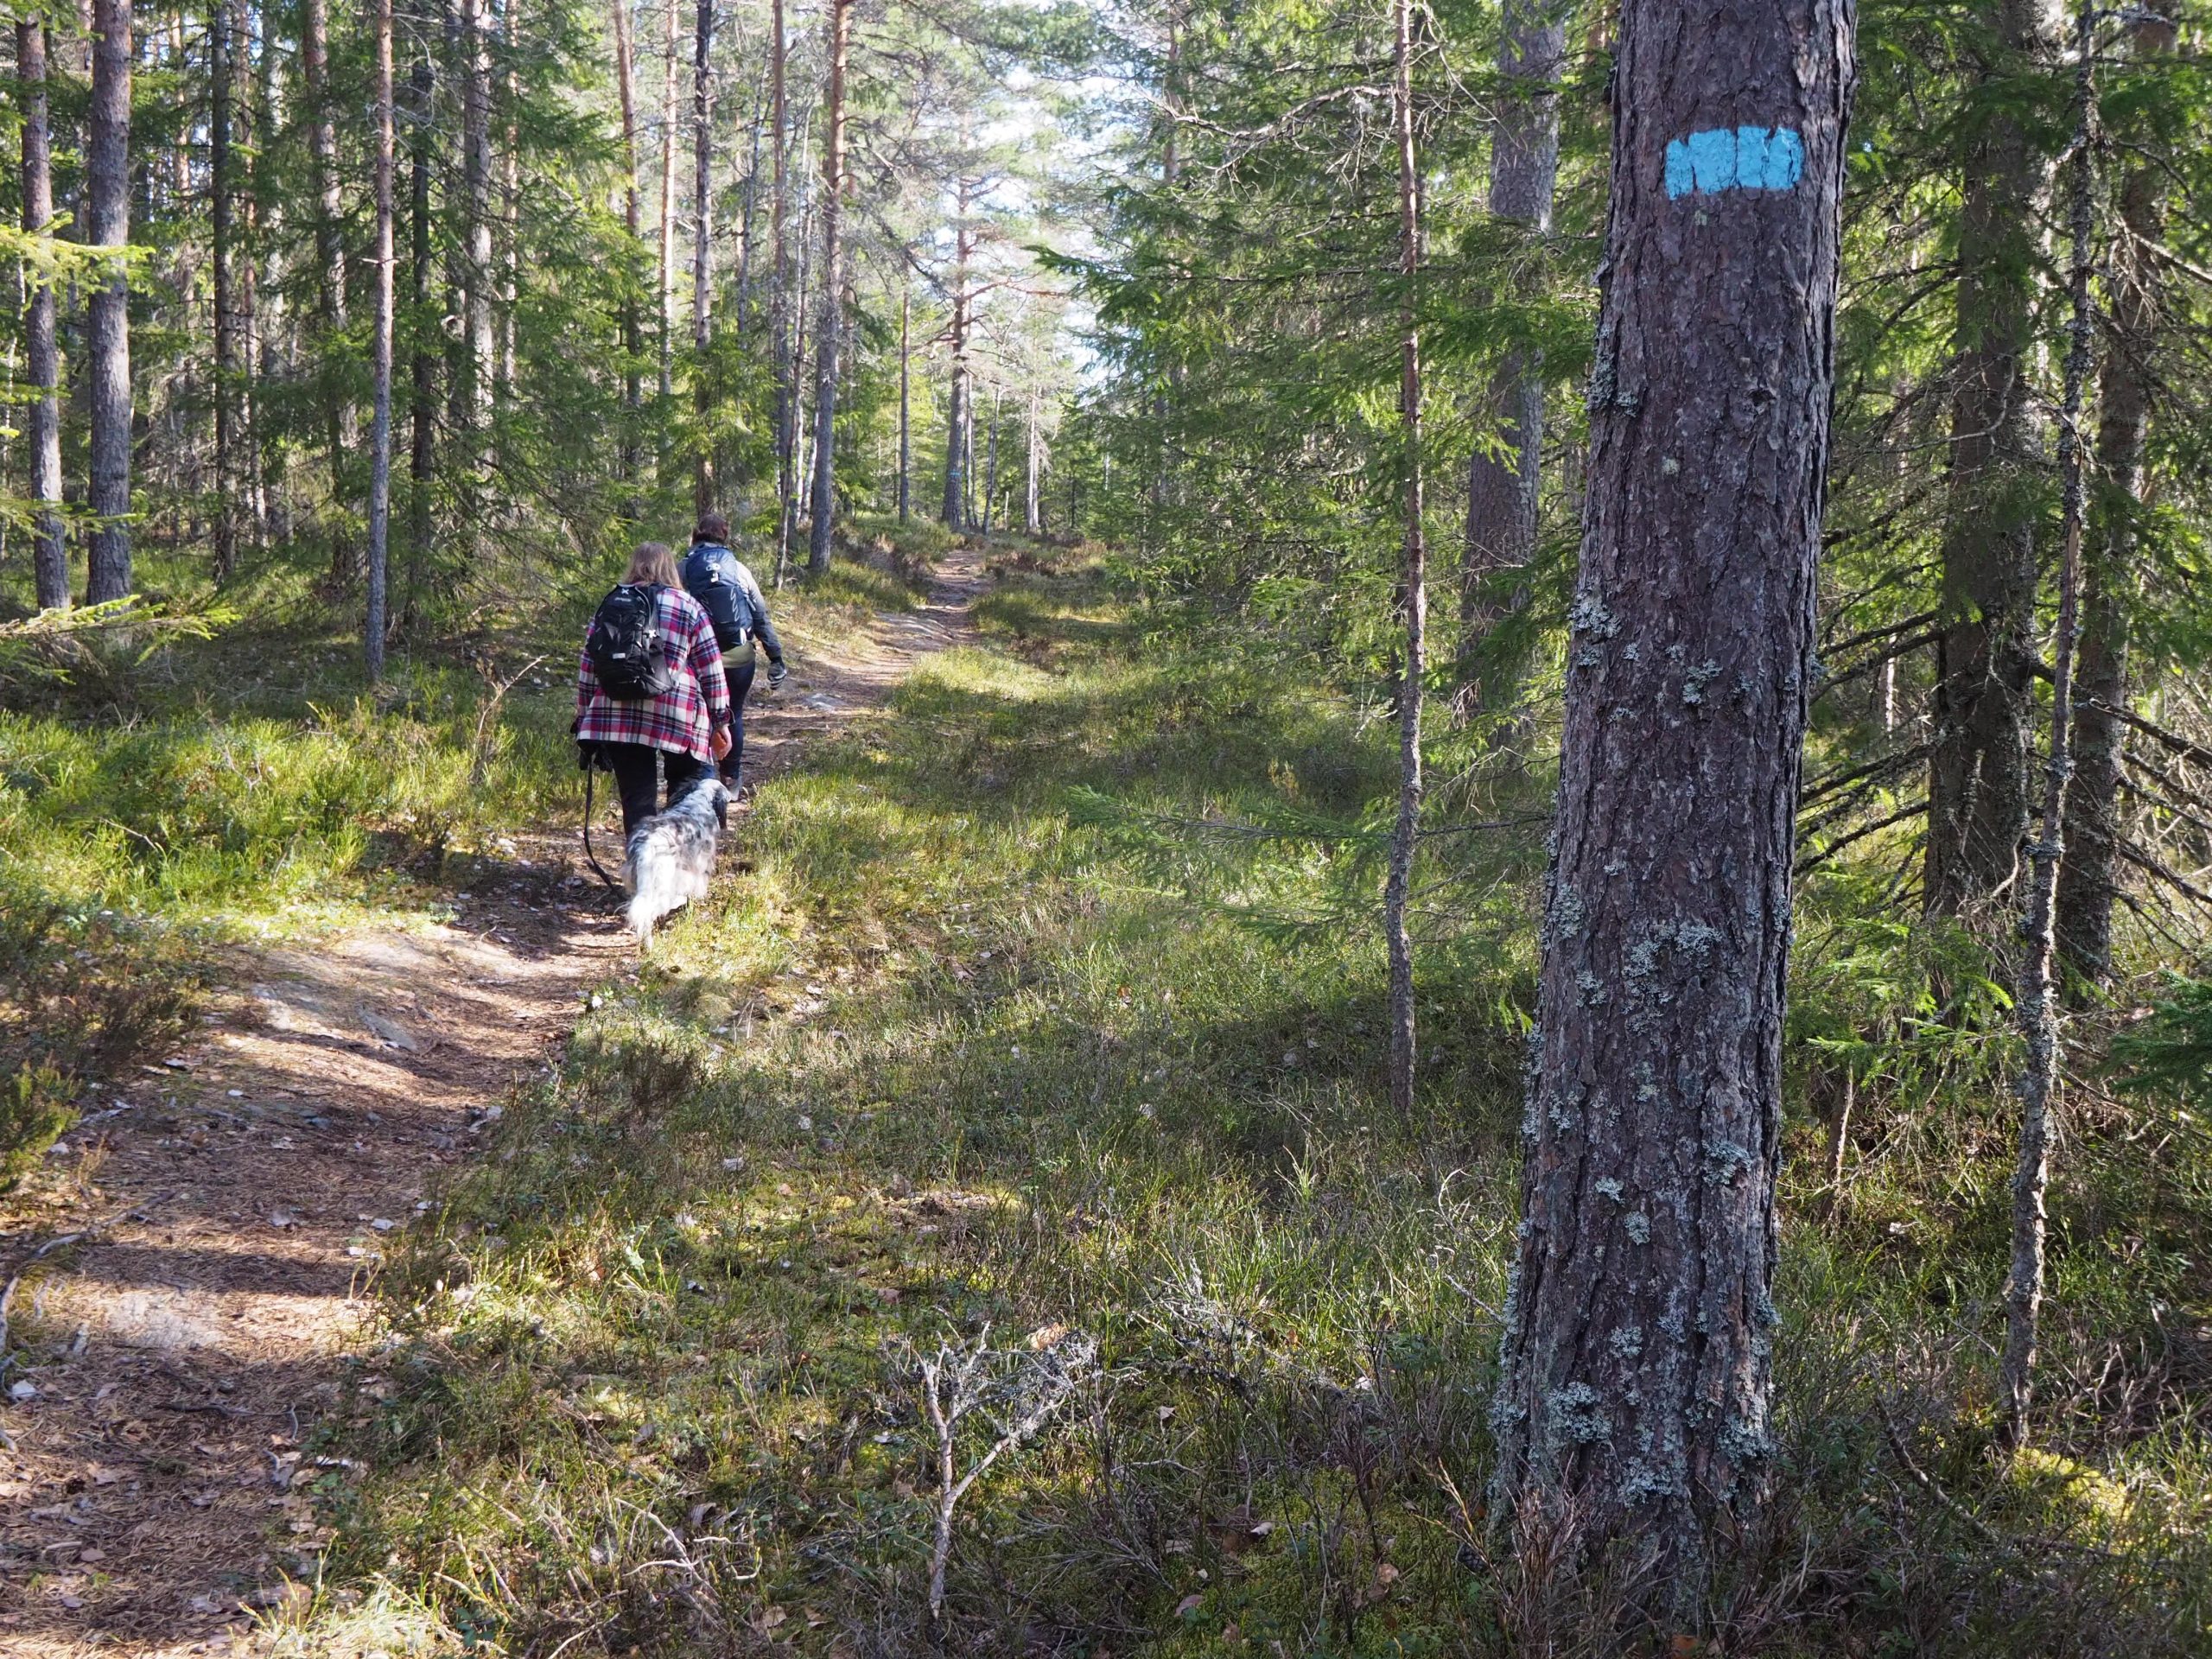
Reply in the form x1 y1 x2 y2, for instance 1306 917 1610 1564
1999 0 2094 1453
1384 0 1426 1121
897 284 910 523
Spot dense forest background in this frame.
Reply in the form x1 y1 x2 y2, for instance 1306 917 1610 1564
3 0 2212 1651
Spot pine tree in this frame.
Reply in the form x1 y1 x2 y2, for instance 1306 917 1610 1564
1490 0 1855 1603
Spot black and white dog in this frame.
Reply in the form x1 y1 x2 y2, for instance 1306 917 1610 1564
625 774 730 948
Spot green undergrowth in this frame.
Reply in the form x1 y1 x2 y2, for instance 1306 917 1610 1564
297 563 2212 1657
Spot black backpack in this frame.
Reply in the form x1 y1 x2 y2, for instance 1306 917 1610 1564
585 583 677 699
680 544 751 652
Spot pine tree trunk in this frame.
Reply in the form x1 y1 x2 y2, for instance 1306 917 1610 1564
461 0 495 480
1490 0 1853 1598
691 0 715 515
942 179 971 532
805 0 852 574
611 0 644 487
1024 388 1041 537
303 0 358 571
658 0 678 401
897 285 911 523
1457 0 1563 709
500 0 519 404
979 390 999 533
235 0 267 549
18 20 66 611
1923 0 2060 919
367 0 397 677
735 65 766 334
770 0 795 577
2055 13 2175 989
84 0 132 605
409 50 437 580
213 0 240 582
1384 0 1427 1122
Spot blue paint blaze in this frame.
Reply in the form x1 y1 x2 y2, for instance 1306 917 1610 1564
1663 126 1806 199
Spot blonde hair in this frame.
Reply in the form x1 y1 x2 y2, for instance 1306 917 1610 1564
624 541 679 587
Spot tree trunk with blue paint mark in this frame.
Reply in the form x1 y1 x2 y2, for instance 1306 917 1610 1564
1490 0 1855 1613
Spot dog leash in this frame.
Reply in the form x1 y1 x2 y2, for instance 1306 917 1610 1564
582 758 620 888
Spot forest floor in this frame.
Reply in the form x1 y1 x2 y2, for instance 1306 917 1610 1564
0 548 986 1658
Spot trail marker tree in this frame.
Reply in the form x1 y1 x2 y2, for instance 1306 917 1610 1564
1490 0 1855 1608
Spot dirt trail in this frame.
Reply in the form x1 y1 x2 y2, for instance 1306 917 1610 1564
0 547 986 1657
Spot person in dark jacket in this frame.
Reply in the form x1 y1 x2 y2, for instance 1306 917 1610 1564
678 509 787 791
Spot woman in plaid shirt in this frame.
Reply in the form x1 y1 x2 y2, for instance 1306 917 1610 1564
576 542 734 836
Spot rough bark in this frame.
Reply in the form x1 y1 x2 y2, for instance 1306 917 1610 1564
658 0 679 400
770 0 795 575
1024 388 1041 537
979 389 1000 533
461 0 495 471
84 0 132 605
692 0 715 516
500 0 519 403
1923 0 2062 918
2055 14 2175 988
1490 0 1854 1599
212 0 240 581
1459 0 1565 706
942 175 972 532
805 0 852 573
898 286 911 523
19 21 66 611
368 0 397 678
303 0 356 556
409 50 437 575
235 0 266 545
1384 0 1427 1122
734 63 766 335
612 0 644 486
1999 0 2093 1454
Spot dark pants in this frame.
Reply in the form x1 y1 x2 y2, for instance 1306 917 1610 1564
606 743 710 837
721 654 756 790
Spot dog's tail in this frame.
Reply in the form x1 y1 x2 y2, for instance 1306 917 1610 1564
625 846 683 950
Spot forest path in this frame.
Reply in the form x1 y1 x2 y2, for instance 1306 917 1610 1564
0 544 988 1658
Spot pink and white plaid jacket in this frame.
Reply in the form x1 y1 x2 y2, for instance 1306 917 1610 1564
575 585 732 761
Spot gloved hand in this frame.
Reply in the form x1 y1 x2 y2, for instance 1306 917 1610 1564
768 660 789 689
